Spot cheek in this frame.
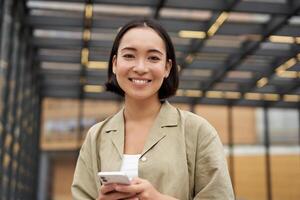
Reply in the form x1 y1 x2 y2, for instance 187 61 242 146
152 66 168 78
115 60 129 75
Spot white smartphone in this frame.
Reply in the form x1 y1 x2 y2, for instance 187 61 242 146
98 171 131 185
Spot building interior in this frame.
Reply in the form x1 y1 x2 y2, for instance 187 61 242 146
0 0 299 199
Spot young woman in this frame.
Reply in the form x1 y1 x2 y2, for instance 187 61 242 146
72 18 234 200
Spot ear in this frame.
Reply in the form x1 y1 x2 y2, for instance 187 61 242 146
164 59 172 78
112 55 117 74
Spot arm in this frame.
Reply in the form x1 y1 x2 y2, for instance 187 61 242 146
194 123 235 200
71 128 99 200
72 123 139 200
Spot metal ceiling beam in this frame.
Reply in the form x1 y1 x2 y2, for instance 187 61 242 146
32 38 82 48
25 0 300 108
39 88 300 108
37 55 80 63
27 15 83 27
27 14 300 36
178 0 240 69
199 5 300 101
153 0 165 19
242 50 300 93
165 0 298 15
27 0 297 15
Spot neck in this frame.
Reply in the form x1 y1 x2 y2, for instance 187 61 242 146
123 96 162 122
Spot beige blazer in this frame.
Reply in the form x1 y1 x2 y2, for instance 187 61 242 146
72 101 234 200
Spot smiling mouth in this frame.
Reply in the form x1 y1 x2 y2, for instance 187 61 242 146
128 78 151 84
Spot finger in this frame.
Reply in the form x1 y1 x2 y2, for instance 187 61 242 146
122 196 139 200
99 184 116 194
130 177 143 184
115 183 144 194
105 191 137 200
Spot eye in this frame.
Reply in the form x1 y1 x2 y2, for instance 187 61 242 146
123 54 135 59
148 56 160 62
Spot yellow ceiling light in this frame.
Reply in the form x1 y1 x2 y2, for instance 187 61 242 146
207 24 218 37
283 57 297 69
178 30 206 39
295 37 300 44
263 93 279 101
84 85 104 93
80 77 86 84
244 93 262 100
185 89 202 97
206 91 224 98
81 48 89 65
176 89 185 96
275 57 297 73
276 70 298 78
275 67 285 75
283 95 299 102
224 91 241 99
207 12 229 37
85 4 93 19
83 29 91 41
269 35 295 43
87 61 108 69
256 77 268 88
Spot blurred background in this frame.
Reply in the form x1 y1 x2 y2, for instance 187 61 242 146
0 0 299 200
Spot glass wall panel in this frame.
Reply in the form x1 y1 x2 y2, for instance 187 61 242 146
41 98 80 151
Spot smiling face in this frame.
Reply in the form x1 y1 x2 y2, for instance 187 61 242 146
112 27 171 101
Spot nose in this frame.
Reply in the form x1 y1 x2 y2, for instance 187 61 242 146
133 59 148 74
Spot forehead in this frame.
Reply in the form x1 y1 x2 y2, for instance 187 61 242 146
118 27 166 52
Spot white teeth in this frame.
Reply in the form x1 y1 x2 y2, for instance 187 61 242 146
131 79 148 84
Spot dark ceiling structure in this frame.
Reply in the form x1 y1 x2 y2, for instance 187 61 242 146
26 0 300 108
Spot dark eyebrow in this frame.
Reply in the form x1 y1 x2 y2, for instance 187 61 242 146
120 47 164 55
148 49 163 55
120 47 136 52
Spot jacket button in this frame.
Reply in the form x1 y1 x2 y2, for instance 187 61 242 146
141 156 147 162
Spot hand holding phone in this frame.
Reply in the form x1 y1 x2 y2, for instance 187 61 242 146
98 171 131 185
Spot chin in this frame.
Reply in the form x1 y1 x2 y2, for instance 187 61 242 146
126 92 158 101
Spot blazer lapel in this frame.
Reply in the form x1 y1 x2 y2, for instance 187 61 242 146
141 121 166 157
104 101 179 159
111 130 124 159
141 101 179 157
104 108 125 160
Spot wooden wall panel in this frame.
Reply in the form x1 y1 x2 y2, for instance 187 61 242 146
52 157 76 200
234 155 267 200
232 107 257 144
271 155 300 200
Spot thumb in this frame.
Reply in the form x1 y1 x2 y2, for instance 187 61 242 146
130 177 143 184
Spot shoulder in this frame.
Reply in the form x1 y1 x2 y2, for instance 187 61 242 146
174 107 218 144
180 109 217 133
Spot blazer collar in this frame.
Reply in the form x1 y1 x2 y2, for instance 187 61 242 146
104 101 179 158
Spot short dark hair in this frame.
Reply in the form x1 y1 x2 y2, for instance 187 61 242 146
105 18 179 99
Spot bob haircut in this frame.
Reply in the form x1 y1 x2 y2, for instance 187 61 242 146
105 18 179 99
